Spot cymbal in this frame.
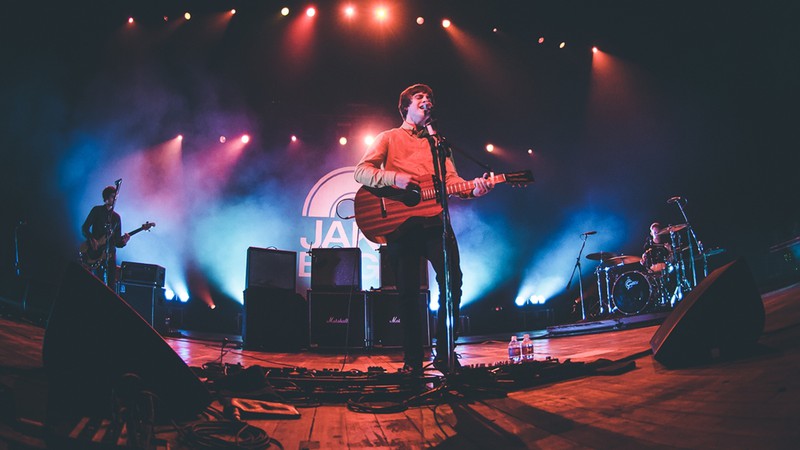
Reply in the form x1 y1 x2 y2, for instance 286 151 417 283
586 251 619 261
657 224 688 235
606 255 641 265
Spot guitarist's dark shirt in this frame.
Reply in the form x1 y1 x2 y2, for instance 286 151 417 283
81 205 126 249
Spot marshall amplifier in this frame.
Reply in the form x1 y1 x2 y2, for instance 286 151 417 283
310 248 361 292
308 290 367 349
368 290 431 348
120 262 166 288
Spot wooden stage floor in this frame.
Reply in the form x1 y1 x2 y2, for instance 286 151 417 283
2 281 800 449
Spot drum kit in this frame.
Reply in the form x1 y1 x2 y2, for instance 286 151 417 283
587 223 700 316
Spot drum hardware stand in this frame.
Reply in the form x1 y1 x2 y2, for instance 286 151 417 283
668 196 706 288
567 232 594 320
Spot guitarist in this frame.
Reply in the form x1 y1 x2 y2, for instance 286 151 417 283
81 185 130 286
354 84 494 375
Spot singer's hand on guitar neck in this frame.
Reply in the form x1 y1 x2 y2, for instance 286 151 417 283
472 173 495 197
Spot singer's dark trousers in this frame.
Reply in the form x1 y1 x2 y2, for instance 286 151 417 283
383 220 462 368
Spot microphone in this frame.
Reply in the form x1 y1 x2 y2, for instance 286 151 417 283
581 231 597 236
667 196 684 204
115 178 122 186
420 103 433 111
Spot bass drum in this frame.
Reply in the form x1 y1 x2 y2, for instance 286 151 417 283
612 271 653 315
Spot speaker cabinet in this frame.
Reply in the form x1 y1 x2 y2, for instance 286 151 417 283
243 287 307 351
119 261 166 287
117 282 167 334
246 247 296 291
368 290 431 348
650 259 765 367
308 290 367 349
378 246 429 290
310 248 361 292
43 262 210 422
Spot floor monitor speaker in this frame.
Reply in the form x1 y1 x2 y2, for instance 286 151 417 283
43 262 210 422
650 259 765 367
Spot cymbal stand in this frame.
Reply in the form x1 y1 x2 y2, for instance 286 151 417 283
671 198 706 287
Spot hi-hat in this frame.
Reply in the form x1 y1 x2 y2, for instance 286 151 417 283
657 224 687 235
586 251 619 261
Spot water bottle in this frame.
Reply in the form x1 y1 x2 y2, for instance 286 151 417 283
521 334 534 361
508 335 521 362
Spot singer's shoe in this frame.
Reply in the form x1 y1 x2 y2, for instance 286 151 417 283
432 355 461 374
399 362 423 378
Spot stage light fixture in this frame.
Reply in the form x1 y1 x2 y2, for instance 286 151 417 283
344 5 355 18
281 7 290 16
364 135 375 145
493 27 498 33
291 135 298 142
165 289 175 301
485 144 494 152
163 16 168 22
375 7 388 21
128 17 134 24
538 37 544 44
442 19 451 28
339 137 348 145
416 17 424 25
184 12 191 21
177 134 184 141
209 303 216 310
306 7 316 17
219 136 226 143
528 148 533 154
241 135 250 144
231 9 236 15
559 41 566 49
592 46 598 53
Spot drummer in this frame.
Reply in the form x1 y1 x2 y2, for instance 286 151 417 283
642 222 673 272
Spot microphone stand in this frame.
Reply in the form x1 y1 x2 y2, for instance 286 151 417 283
103 180 122 286
425 123 457 374
566 234 591 320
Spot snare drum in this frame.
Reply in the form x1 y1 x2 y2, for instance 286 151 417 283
611 271 653 315
643 244 672 273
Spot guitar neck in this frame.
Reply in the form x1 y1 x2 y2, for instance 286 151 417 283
421 173 508 201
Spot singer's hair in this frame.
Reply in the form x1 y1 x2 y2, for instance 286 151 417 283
398 83 434 119
102 186 117 201
650 222 662 230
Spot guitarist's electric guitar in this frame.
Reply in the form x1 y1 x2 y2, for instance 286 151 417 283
79 221 155 268
354 171 533 244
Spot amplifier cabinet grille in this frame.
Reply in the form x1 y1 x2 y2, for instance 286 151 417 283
368 290 431 348
308 290 367 349
117 282 167 333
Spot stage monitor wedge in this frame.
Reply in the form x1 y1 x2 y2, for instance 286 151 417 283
43 262 210 422
650 259 765 368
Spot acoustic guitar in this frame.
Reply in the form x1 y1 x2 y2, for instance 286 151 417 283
354 171 533 244
79 221 155 268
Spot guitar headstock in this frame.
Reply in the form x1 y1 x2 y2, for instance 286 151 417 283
505 170 534 187
142 221 156 231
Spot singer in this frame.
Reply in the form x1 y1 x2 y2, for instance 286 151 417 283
353 83 494 376
80 185 130 286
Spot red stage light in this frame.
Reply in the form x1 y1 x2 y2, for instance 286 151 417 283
128 17 134 24
291 135 298 142
416 17 425 25
241 135 250 144
442 19 452 28
344 5 356 18
281 7 290 16
306 7 316 17
592 46 599 54
375 7 388 21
